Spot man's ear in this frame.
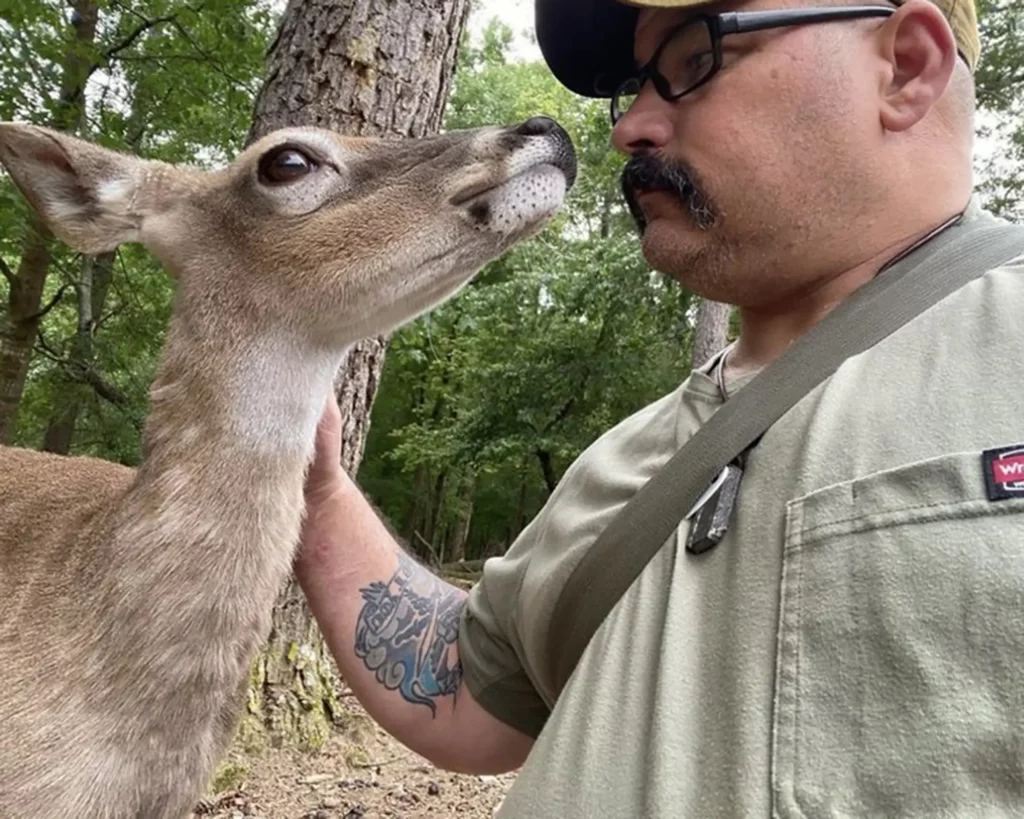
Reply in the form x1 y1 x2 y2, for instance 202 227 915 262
875 0 958 133
0 123 154 255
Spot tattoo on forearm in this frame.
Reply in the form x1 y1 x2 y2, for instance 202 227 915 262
355 552 465 717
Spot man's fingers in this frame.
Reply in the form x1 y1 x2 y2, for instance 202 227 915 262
309 391 344 475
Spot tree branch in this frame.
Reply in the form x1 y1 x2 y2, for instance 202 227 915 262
0 256 14 286
35 330 129 408
81 368 129 407
535 449 559 495
104 14 177 61
80 8 178 86
24 284 70 323
167 18 250 90
413 531 442 570
34 330 66 365
551 396 577 429
111 53 206 63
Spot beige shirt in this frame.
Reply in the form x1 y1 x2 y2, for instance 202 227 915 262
459 201 1024 817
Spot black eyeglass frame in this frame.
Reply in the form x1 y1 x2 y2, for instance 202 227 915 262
611 5 897 123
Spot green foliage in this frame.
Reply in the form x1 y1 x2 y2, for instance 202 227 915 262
358 18 698 561
2 1 1023 560
975 0 1024 219
0 0 277 460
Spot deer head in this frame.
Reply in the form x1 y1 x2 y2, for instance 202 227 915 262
0 118 577 347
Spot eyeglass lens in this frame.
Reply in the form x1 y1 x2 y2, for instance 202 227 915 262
613 19 716 121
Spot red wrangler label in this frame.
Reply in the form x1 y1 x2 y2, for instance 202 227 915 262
983 445 1024 502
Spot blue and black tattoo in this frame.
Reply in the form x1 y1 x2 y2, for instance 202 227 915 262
355 552 465 716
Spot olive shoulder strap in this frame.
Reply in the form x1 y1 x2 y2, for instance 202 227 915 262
546 219 1024 698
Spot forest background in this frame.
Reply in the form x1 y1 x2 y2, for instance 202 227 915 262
1 0 1022 572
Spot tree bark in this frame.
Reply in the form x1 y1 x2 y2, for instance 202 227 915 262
0 0 99 445
41 252 116 455
444 469 475 564
511 463 531 543
245 0 472 752
536 448 559 495
0 224 53 444
423 467 448 547
402 463 431 546
691 299 733 371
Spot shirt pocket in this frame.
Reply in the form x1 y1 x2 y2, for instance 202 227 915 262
772 450 1024 818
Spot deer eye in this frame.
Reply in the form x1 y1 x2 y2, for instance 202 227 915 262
258 146 319 185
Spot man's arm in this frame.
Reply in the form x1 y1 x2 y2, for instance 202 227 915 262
294 396 534 775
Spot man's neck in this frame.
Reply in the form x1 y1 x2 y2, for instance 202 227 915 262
725 204 969 379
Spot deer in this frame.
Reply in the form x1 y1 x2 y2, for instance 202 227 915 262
0 115 576 818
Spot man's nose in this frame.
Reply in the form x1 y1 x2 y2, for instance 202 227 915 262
610 92 674 156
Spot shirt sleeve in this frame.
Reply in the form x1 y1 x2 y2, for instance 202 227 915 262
459 529 552 738
457 385 687 739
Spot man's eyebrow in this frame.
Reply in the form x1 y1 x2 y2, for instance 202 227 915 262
633 13 687 65
633 12 700 67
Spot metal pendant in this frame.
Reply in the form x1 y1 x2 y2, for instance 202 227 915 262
685 464 743 555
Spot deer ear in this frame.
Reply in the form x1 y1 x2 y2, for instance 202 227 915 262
0 123 150 254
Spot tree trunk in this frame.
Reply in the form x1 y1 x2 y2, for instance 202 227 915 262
246 0 472 752
536 448 559 495
691 299 732 371
402 463 432 545
424 468 448 546
511 463 531 543
445 469 475 564
42 252 115 455
0 224 53 444
0 0 99 444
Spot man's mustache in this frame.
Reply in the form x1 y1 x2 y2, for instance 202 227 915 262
621 153 716 233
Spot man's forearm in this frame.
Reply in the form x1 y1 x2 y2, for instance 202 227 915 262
294 474 532 774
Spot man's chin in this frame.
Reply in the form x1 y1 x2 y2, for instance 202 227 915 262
638 217 735 300
639 218 706 270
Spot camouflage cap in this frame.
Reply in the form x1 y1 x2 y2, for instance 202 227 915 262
534 0 981 99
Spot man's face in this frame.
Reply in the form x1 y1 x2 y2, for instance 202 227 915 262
613 0 879 307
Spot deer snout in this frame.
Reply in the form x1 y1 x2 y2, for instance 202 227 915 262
515 116 560 136
455 116 577 238
510 116 577 190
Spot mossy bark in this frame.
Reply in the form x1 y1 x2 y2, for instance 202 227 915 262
247 618 342 752
243 0 472 750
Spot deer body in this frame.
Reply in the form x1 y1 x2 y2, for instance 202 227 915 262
0 117 575 817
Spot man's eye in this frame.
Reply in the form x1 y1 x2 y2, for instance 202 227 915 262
687 51 713 71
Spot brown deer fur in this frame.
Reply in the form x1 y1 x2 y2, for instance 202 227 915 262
0 119 575 818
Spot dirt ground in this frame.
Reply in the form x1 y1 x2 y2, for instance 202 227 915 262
195 696 516 819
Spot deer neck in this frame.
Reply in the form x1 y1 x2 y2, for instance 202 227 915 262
144 315 345 467
102 307 347 664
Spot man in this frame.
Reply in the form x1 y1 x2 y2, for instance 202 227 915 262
296 0 1024 815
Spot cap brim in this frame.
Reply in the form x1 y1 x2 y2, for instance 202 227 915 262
535 0 712 98
536 0 980 99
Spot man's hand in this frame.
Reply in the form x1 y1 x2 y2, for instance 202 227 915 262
305 393 345 500
294 391 534 775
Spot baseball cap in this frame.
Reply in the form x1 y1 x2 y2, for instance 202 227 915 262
534 0 981 99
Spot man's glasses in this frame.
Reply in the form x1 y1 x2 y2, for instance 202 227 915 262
611 5 897 124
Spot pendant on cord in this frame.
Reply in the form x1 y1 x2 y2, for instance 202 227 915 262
685 463 743 555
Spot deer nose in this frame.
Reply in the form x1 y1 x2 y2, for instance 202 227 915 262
515 116 560 137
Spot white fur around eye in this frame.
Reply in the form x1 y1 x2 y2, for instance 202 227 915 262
260 165 345 215
256 157 353 217
252 131 354 217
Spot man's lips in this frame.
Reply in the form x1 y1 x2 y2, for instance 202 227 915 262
633 188 684 214
631 185 690 204
635 188 670 201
